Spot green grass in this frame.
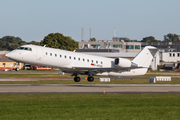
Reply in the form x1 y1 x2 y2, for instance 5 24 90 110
0 94 180 120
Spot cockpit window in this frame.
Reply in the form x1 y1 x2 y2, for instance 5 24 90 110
17 47 24 50
17 47 32 51
27 48 32 51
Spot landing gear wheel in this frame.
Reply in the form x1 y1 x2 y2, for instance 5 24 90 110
87 77 94 82
74 77 81 82
15 67 19 71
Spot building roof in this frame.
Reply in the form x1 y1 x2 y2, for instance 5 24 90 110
0 53 14 62
0 51 9 54
0 58 14 62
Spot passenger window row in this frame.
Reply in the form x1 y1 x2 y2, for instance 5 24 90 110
45 52 103 64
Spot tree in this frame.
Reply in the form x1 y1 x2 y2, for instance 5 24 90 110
141 36 160 42
89 38 96 42
28 41 40 45
4 43 10 50
0 36 26 50
40 33 78 51
1 36 23 43
18 41 27 46
0 41 3 50
163 33 180 42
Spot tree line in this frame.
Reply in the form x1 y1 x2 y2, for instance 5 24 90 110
0 36 40 51
0 33 78 51
141 33 180 42
0 33 179 51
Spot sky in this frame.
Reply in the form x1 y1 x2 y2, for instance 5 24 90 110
1 0 180 42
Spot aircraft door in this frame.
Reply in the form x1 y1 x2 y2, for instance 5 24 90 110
36 47 43 60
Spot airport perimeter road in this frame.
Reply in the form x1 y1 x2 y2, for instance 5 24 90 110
0 84 180 94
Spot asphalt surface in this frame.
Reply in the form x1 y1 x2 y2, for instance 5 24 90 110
1 71 180 94
0 76 180 81
0 84 180 94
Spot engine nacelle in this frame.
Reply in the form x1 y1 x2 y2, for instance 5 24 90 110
114 58 131 67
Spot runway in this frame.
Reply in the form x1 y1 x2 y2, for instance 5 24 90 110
0 84 180 94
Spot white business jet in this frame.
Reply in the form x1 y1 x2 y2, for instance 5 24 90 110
5 45 157 82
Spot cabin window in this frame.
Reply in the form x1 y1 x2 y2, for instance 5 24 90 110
60 55 62 57
55 54 57 57
65 55 66 58
78 58 80 61
46 52 48 55
83 58 85 61
96 61 98 64
173 53 175 57
169 53 171 57
92 60 93 63
50 53 52 56
178 53 180 57
87 59 89 62
74 57 76 60
101 61 103 64
69 56 71 59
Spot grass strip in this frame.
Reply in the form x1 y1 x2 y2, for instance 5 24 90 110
0 94 180 120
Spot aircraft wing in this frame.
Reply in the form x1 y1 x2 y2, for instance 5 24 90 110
72 66 143 73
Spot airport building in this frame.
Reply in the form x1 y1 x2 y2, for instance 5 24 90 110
78 37 180 70
78 38 180 62
0 51 23 70
78 37 159 71
79 37 141 53
142 42 180 63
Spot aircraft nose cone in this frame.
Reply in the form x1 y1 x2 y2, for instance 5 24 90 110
5 53 10 58
5 54 9 57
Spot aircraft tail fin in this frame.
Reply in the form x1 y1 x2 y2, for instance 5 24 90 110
132 46 158 68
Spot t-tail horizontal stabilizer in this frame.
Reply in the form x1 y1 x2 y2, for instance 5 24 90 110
132 46 158 68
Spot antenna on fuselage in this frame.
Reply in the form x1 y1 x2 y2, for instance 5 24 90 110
73 47 77 52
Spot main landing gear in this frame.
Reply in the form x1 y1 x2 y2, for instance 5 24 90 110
74 76 81 82
87 76 94 82
72 73 81 82
72 73 94 82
